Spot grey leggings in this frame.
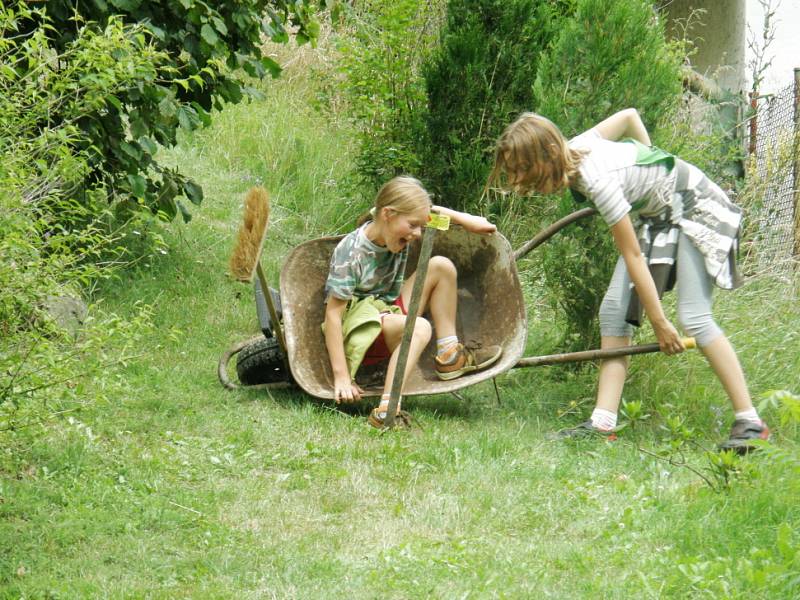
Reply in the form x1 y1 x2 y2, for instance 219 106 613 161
599 232 723 347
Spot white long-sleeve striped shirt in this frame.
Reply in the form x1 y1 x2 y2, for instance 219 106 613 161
569 128 676 226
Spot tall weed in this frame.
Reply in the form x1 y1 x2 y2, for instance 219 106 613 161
320 0 443 197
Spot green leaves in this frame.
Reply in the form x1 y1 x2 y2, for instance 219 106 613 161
177 105 201 131
183 180 203 205
200 23 220 45
14 0 321 223
128 174 147 197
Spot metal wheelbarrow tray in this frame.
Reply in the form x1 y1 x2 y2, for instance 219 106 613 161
280 226 527 400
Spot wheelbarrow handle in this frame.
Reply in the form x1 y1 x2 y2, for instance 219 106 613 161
513 207 597 261
514 337 697 368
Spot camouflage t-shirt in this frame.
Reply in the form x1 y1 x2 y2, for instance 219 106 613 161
325 222 408 302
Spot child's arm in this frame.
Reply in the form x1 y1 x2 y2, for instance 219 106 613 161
324 295 364 402
432 205 496 234
609 215 684 355
592 108 651 145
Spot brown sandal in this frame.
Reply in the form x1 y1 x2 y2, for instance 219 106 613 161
368 406 412 429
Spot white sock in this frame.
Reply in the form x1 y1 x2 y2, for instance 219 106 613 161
436 336 459 361
590 408 617 431
378 394 401 417
734 407 761 424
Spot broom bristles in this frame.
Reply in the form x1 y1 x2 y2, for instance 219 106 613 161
229 186 270 282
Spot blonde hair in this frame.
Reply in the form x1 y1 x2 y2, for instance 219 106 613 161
487 113 585 195
357 176 432 226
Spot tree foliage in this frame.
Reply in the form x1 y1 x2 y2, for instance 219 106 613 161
421 0 577 209
11 0 319 221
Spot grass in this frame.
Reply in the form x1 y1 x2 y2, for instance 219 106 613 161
2 46 800 599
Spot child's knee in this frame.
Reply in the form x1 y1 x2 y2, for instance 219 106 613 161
676 310 721 347
413 316 432 343
429 256 457 281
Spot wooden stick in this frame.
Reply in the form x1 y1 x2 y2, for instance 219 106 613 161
256 261 290 374
514 337 696 368
383 227 436 428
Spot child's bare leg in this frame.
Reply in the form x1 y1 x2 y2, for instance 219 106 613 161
376 314 432 413
674 235 752 411
699 334 752 412
595 335 631 413
400 256 457 338
400 256 501 381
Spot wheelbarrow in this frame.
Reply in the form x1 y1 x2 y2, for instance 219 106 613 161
218 189 695 412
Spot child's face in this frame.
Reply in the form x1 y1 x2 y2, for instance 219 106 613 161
383 205 429 253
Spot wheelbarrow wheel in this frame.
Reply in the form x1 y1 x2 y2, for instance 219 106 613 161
235 336 290 385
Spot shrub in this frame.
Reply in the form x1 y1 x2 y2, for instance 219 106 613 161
0 10 157 428
421 0 576 210
12 0 319 222
327 0 443 196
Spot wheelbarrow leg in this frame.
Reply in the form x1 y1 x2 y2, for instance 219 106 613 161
255 261 291 376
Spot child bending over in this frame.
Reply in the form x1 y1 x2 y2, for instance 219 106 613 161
489 109 768 452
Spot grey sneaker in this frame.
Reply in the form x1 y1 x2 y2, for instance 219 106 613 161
552 420 619 441
718 419 770 454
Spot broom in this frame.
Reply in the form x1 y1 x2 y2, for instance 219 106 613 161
228 187 288 364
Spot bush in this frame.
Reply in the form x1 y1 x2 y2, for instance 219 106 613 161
327 0 443 196
0 10 157 428
421 0 576 210
12 0 319 222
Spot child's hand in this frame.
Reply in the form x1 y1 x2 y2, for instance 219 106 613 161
459 213 496 235
334 374 364 404
654 320 685 355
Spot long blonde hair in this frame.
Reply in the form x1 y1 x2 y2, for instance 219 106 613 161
357 176 432 226
487 113 585 195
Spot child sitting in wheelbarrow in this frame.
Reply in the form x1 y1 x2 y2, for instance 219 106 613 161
323 175 502 428
488 108 768 452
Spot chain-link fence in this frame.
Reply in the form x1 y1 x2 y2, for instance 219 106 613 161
747 76 798 270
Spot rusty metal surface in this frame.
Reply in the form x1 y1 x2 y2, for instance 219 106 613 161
280 227 527 400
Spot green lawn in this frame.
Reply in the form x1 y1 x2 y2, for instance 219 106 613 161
2 59 799 599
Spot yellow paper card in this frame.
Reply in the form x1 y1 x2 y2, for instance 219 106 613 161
427 213 450 230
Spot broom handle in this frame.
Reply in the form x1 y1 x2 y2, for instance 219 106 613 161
514 337 697 368
383 227 436 428
256 261 290 374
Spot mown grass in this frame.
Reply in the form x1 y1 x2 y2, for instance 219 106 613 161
2 48 800 599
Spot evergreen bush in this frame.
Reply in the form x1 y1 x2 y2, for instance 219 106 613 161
421 0 576 210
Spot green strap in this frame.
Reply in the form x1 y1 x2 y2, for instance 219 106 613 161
623 137 675 171
570 138 676 205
